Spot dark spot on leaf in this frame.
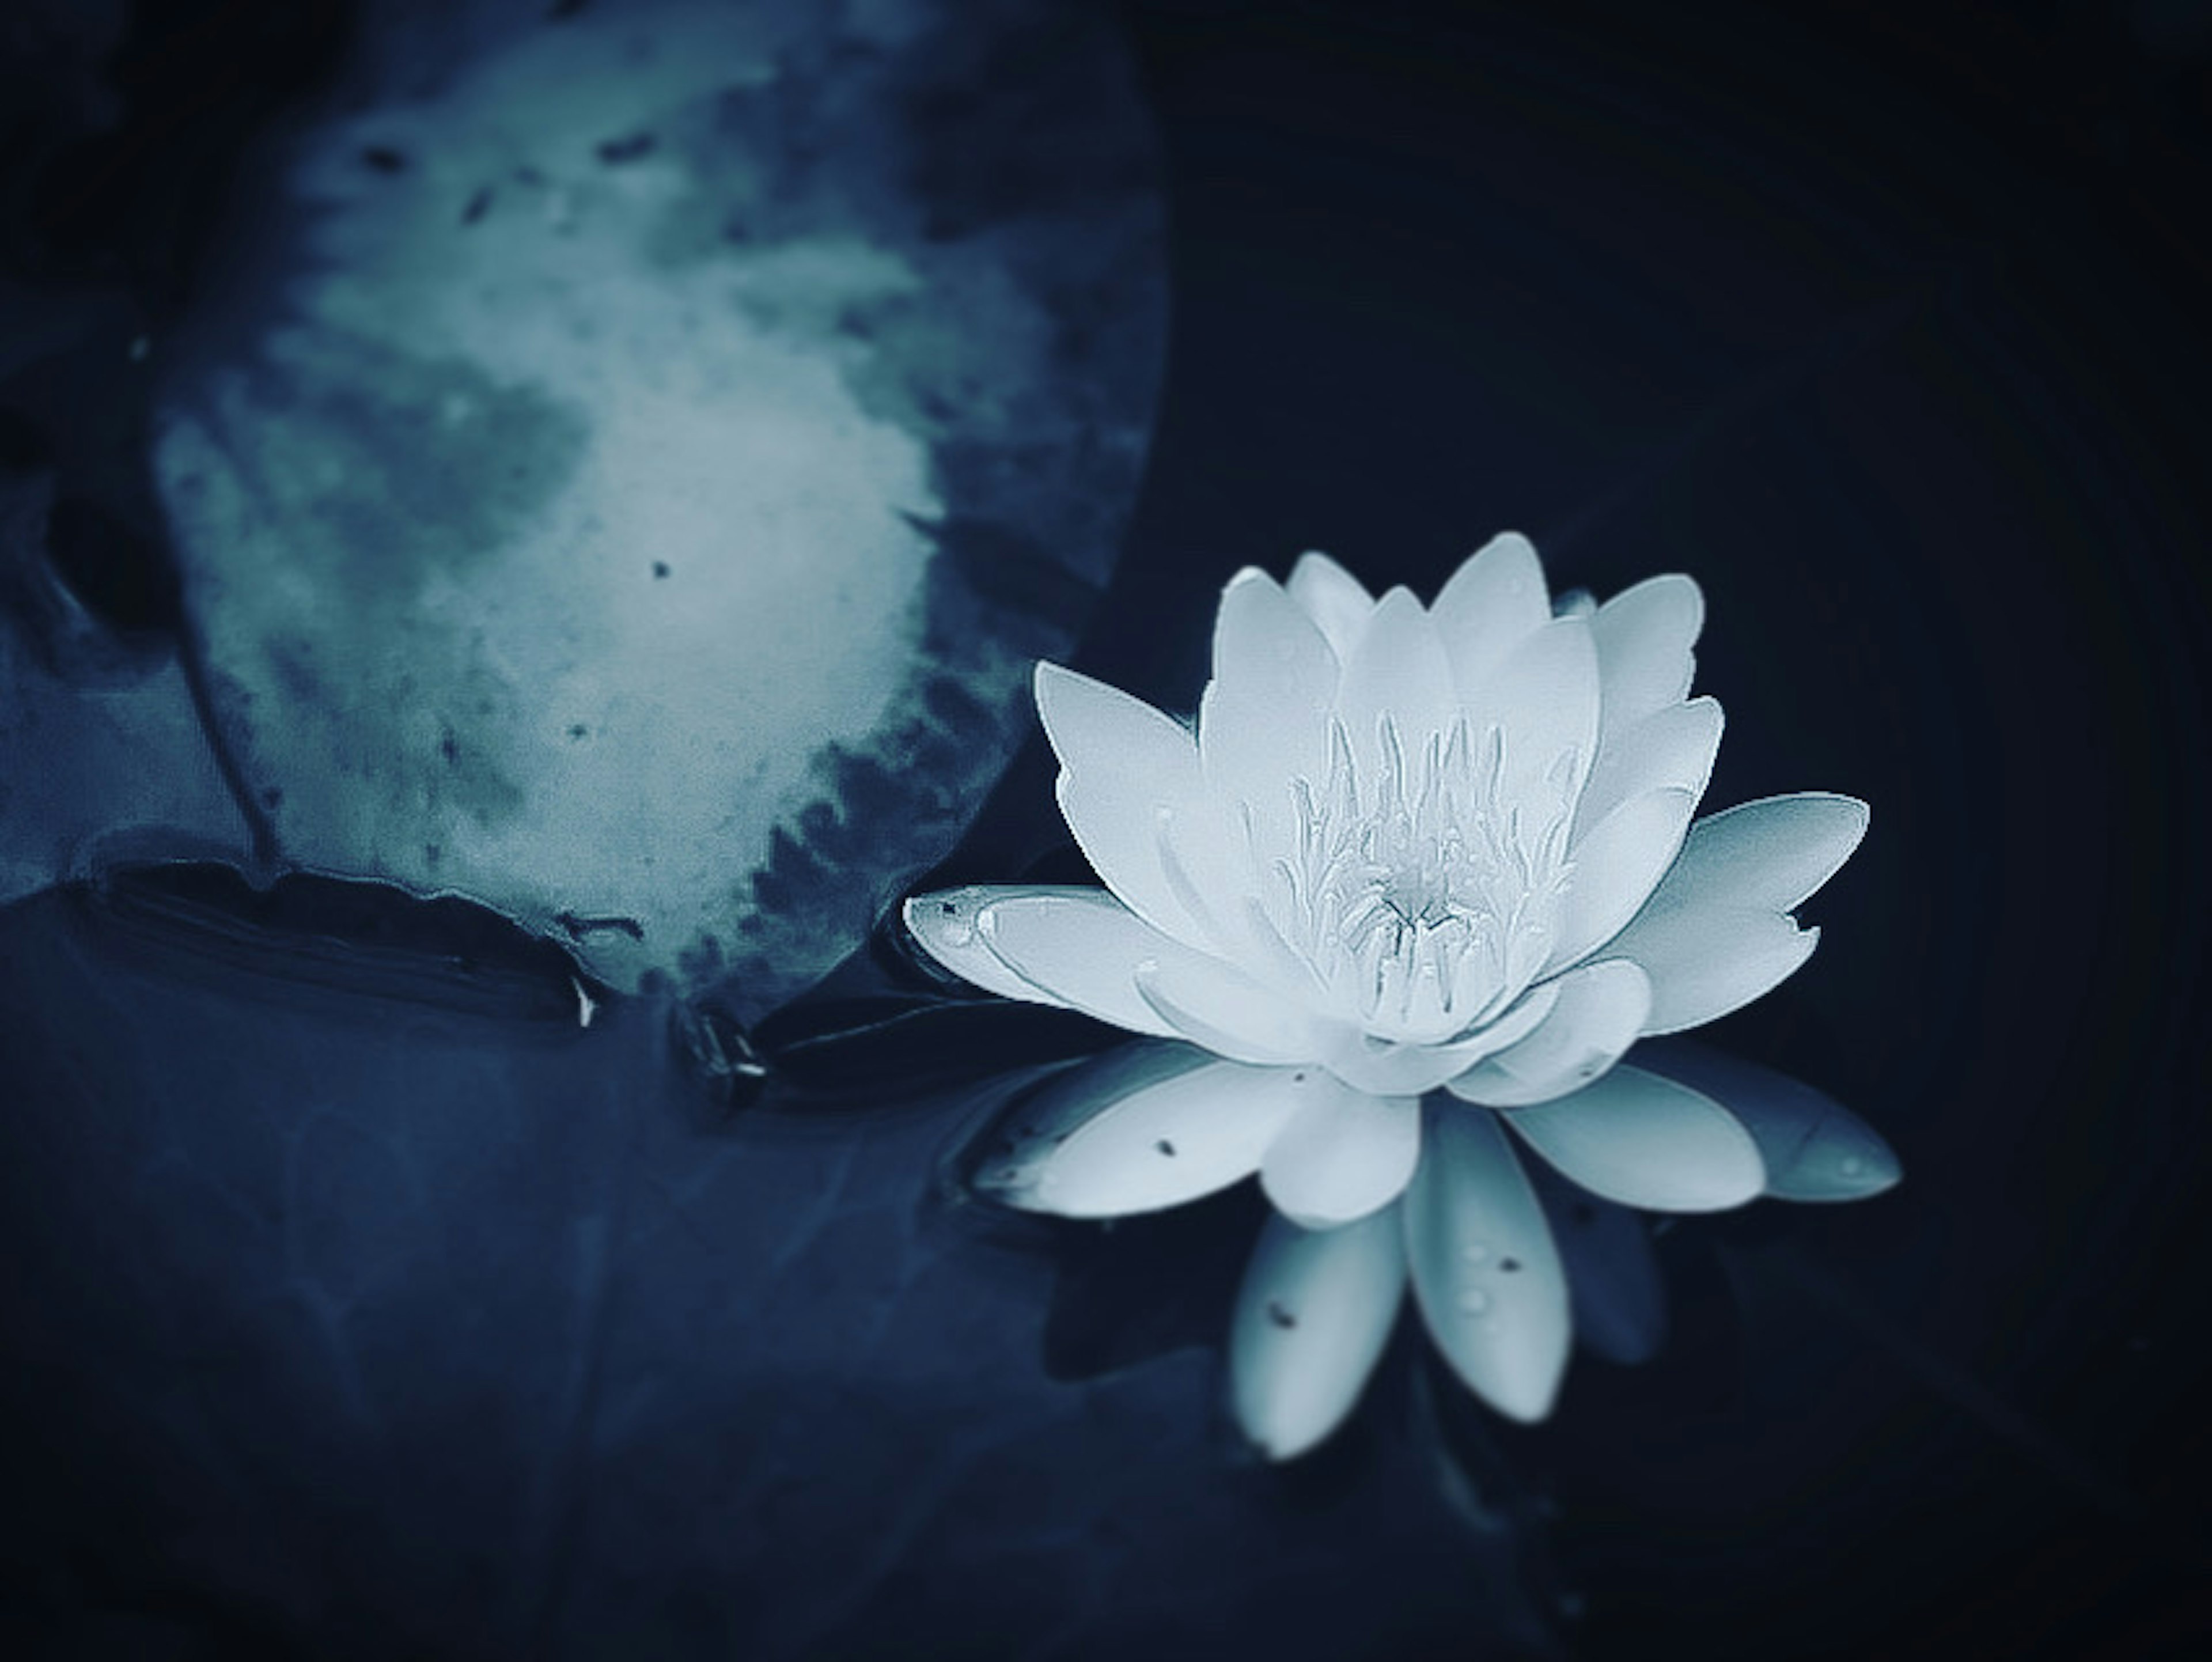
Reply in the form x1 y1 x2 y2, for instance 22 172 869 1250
652 561 671 578
260 786 283 808
567 724 588 740
1500 1257 1522 1273
596 132 657 165
361 145 407 173
1267 1301 1297 1330
939 902 957 916
461 187 493 225
440 732 460 766
1154 1139 1175 1157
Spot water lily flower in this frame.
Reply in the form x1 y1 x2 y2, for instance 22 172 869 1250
907 535 1895 1451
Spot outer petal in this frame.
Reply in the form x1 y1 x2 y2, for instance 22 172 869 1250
1230 1205 1407 1460
1035 661 1220 951
1259 1084 1422 1228
1403 1101 1570 1423
977 891 1192 1039
974 1047 1309 1217
1591 573 1702 733
1431 531 1552 696
904 884 1082 1006
1576 696 1724 836
1546 786 1696 972
1637 1039 1901 1202
1286 551 1376 661
1528 1160 1667 1366
1444 960 1650 1107
1604 904 1821 1035
1501 1064 1766 1213
1653 792 1870 915
1134 952 1339 1067
1332 586 1460 789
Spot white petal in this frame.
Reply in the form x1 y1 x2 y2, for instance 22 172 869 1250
1230 1206 1407 1460
1502 1064 1766 1212
1445 960 1650 1107
1529 1163 1667 1366
1197 683 1326 892
903 885 1082 1006
1134 952 1337 1067
1332 586 1460 787
1211 567 1340 707
1605 904 1821 1035
1577 696 1724 835
1286 551 1376 661
1547 786 1696 972
1592 573 1703 730
1637 1040 1900 1202
1034 661 1219 951
1322 980 1560 1096
1477 616 1601 807
1431 531 1552 695
977 891 1190 1039
1403 1102 1570 1423
1259 1083 1422 1228
975 1047 1310 1217
1655 792 1870 914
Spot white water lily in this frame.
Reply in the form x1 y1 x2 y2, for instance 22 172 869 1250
908 535 1893 1449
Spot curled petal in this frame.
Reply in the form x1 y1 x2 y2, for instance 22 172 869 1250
1604 904 1820 1035
1547 786 1696 972
1323 980 1560 1097
903 885 1085 1006
1034 662 1219 951
1432 531 1553 696
1286 551 1376 661
975 1046 1308 1217
1501 1064 1766 1213
1404 1102 1570 1422
1592 573 1703 731
1637 1039 1901 1202
1445 959 1650 1107
1259 1083 1422 1228
1577 695 1724 835
1656 792 1870 915
1230 1206 1407 1460
978 891 1190 1039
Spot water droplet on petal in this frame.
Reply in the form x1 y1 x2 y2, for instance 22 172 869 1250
1839 1154 1866 1179
1460 1241 1489 1264
1458 1288 1491 1315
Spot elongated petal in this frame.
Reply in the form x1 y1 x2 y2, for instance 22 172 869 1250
1134 952 1338 1066
1528 1161 1667 1365
978 891 1189 1039
1445 960 1650 1107
1637 1039 1901 1202
1592 573 1702 732
1546 786 1696 972
1212 567 1340 707
1286 551 1376 661
903 885 1074 1005
975 1050 1310 1217
1230 1206 1407 1460
1656 792 1869 914
1404 1102 1570 1422
1324 980 1560 1097
1200 568 1338 863
1333 586 1459 788
1577 696 1724 835
1605 904 1820 1034
1259 1083 1422 1228
1479 616 1601 808
1502 1065 1766 1212
1035 662 1219 951
1431 532 1552 696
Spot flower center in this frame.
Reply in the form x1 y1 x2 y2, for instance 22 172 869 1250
1261 715 1574 1043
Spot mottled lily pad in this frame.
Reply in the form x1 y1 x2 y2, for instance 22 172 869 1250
151 0 1164 1014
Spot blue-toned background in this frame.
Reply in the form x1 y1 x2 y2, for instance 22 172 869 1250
3 1 2207 1656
